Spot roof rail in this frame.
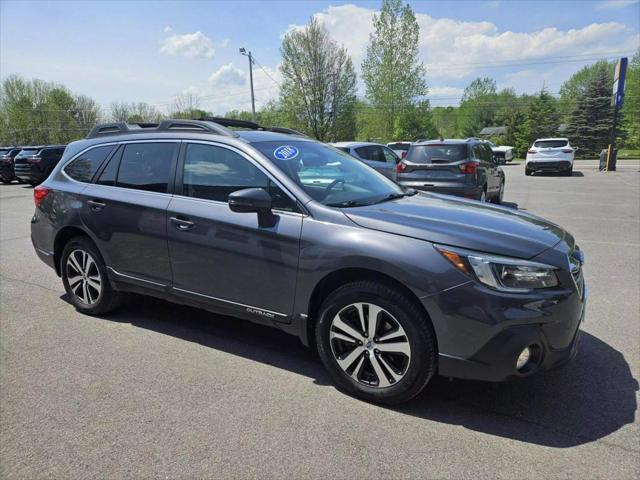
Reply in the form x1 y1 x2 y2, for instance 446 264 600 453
86 119 238 139
197 116 310 138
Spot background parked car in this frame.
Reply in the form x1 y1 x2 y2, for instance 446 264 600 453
525 138 575 176
14 145 66 186
0 147 23 184
397 139 505 203
331 141 399 180
387 141 412 159
487 141 514 164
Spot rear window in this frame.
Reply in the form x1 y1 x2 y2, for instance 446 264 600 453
534 140 568 148
0 150 9 156
406 144 468 163
64 145 115 183
388 143 410 151
335 147 349 153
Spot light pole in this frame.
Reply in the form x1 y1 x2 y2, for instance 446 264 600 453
239 47 256 122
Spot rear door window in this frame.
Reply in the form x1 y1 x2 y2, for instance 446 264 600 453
64 145 115 183
116 142 177 193
534 140 568 148
355 145 386 162
407 144 468 163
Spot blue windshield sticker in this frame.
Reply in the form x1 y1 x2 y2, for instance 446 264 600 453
273 145 299 160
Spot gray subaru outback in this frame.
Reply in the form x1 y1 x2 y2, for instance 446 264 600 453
30 118 586 404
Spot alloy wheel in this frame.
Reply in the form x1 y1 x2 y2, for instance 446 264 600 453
66 249 102 305
329 303 411 388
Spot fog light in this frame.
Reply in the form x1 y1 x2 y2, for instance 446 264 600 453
516 347 531 370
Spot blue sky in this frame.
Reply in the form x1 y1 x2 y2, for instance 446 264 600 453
1 0 638 115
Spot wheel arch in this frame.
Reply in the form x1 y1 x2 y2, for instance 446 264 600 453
53 226 95 276
304 267 435 350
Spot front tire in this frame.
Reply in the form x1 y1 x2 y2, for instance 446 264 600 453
491 181 505 204
61 237 121 315
315 281 437 404
525 168 532 176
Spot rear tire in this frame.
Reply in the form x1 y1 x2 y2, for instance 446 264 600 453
564 167 573 176
61 237 122 315
315 281 437 404
525 168 532 176
1 178 11 184
491 181 505 204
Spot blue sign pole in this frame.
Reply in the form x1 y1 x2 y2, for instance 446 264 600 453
606 57 628 172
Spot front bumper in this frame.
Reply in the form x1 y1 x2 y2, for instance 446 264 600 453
526 160 572 172
14 163 46 183
0 162 15 181
425 258 586 382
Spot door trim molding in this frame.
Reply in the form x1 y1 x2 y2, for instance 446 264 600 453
172 287 288 318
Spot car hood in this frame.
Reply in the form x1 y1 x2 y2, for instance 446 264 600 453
343 193 566 259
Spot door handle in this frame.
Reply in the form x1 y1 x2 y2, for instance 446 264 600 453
170 216 195 231
88 199 106 211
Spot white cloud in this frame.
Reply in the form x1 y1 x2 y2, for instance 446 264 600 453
429 86 465 97
164 25 173 33
219 38 230 48
287 4 638 82
596 0 638 9
486 1 501 8
160 30 215 59
188 63 280 113
208 63 246 87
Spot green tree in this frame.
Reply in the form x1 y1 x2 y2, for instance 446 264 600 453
0 74 100 145
621 50 640 149
109 101 163 123
279 17 357 141
558 59 613 122
431 106 458 138
514 89 560 157
565 66 615 157
393 100 437 140
457 77 498 137
361 0 427 141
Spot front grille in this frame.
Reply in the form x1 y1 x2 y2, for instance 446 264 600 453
494 151 505 159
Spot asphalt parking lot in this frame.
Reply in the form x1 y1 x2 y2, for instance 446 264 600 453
1 161 639 479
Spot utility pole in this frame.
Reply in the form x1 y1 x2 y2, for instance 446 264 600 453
606 57 628 172
239 47 256 122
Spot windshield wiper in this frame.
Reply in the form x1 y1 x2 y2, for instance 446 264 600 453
372 189 417 205
326 199 372 208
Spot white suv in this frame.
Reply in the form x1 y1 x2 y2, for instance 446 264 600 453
525 138 575 176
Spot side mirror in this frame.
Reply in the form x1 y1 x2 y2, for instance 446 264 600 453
228 188 276 227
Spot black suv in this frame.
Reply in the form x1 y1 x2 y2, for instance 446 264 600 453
14 145 67 186
0 147 23 183
30 119 586 404
396 139 505 203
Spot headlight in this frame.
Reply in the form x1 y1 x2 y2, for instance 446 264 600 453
435 245 558 292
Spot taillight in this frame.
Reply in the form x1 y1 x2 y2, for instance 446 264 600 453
34 186 50 207
396 162 406 173
527 149 537 155
459 162 477 174
27 156 42 163
401 151 407 159
561 149 573 153
1 156 10 164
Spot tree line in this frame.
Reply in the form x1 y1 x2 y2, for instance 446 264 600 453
1 0 638 159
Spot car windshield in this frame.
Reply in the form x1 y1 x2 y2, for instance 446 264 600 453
17 149 38 156
0 149 9 156
251 140 405 207
534 140 568 148
406 144 468 163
